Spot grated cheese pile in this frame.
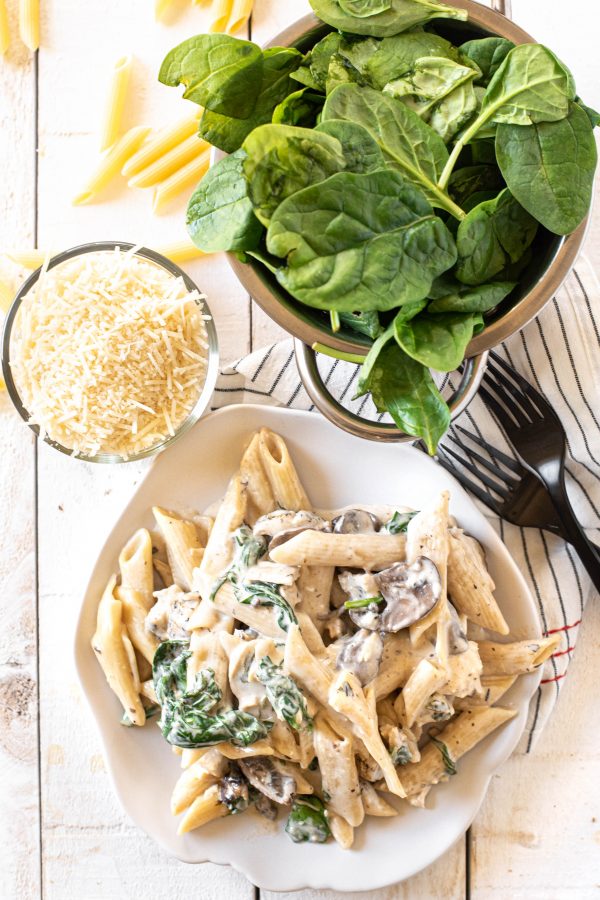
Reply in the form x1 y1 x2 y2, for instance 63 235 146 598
10 248 210 458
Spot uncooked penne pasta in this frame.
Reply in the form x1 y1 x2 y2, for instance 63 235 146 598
0 0 9 55
73 126 151 205
128 134 209 188
448 528 509 635
19 0 39 51
91 575 145 726
6 249 50 269
154 239 205 264
119 528 154 604
478 635 560 676
402 706 517 806
208 0 233 33
177 783 228 834
270 531 406 568
100 55 133 152
121 112 201 178
153 507 204 592
227 0 254 34
152 149 210 214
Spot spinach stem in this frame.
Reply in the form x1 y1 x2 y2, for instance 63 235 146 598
438 112 489 190
344 595 383 609
330 310 341 332
312 342 366 365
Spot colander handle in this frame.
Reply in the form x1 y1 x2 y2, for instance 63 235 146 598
490 0 512 18
294 340 489 444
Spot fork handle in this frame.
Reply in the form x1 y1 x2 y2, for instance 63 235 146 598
547 479 600 594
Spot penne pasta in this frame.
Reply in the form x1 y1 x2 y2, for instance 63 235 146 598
100 55 133 152
401 658 448 727
119 528 154 604
91 575 145 726
0 0 9 56
270 531 407 568
121 112 201 178
314 714 364 827
171 756 225 815
153 506 204 592
328 811 354 850
478 635 560 676
115 585 159 665
447 528 509 635
360 781 398 817
238 432 277 522
227 0 254 34
177 784 228 834
455 675 517 709
257 428 311 511
73 126 151 205
128 134 209 188
6 249 50 269
18 0 38 51
208 0 233 33
154 239 205 264
152 149 210 214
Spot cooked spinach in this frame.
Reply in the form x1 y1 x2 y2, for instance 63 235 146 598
285 795 331 843
496 100 597 235
153 641 271 749
256 656 313 731
238 581 298 632
430 735 457 775
343 595 384 609
186 150 263 253
309 0 467 38
384 509 418 533
267 167 457 312
158 34 263 116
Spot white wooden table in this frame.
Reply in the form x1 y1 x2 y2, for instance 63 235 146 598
1 1 599 897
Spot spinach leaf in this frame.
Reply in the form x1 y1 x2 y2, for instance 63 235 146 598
438 44 576 189
232 525 268 569
385 509 418 533
272 87 324 127
238 581 298 632
322 84 464 218
186 150 263 253
430 735 457 775
308 0 467 38
159 34 263 117
576 97 600 128
356 340 450 453
382 56 478 117
460 37 515 85
296 32 342 92
337 35 381 76
455 188 538 285
267 168 457 312
496 100 597 235
429 79 478 142
153 641 271 749
364 31 460 89
256 656 313 731
325 52 365 94
394 310 482 371
315 119 385 174
339 0 391 15
285 795 331 843
199 48 303 154
242 124 346 224
449 164 504 209
470 139 497 166
428 279 515 313
338 309 381 338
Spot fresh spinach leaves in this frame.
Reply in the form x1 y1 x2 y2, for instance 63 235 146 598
309 0 467 37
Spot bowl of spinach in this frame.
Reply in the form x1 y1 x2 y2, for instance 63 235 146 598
160 0 597 452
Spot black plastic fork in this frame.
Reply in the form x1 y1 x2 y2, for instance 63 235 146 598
435 351 600 593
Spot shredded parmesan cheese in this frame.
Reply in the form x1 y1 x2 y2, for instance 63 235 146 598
10 247 210 458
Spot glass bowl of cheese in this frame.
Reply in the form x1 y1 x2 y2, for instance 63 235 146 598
1 242 219 463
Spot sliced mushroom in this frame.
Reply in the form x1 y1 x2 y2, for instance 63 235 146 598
254 510 331 540
349 557 441 633
332 509 380 534
238 757 297 805
447 601 469 654
335 629 384 686
218 764 250 813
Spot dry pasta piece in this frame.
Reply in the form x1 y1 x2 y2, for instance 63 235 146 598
73 126 152 205
227 0 254 34
122 112 201 178
128 134 209 188
447 528 509 635
0 0 9 55
152 149 210 214
19 0 38 51
208 0 233 33
91 575 145 726
154 239 205 264
402 706 517 806
100 55 133 152
177 784 228 834
478 635 560 676
5 249 49 269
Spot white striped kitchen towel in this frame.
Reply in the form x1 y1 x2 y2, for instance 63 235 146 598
212 256 600 751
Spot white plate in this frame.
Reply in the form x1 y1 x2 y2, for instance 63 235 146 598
75 405 541 893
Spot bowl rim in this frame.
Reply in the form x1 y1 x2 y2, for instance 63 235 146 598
226 2 589 358
1 241 220 464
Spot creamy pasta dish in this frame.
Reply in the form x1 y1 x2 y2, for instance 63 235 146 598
92 428 558 847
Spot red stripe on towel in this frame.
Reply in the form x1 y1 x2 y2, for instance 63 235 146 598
545 619 582 636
